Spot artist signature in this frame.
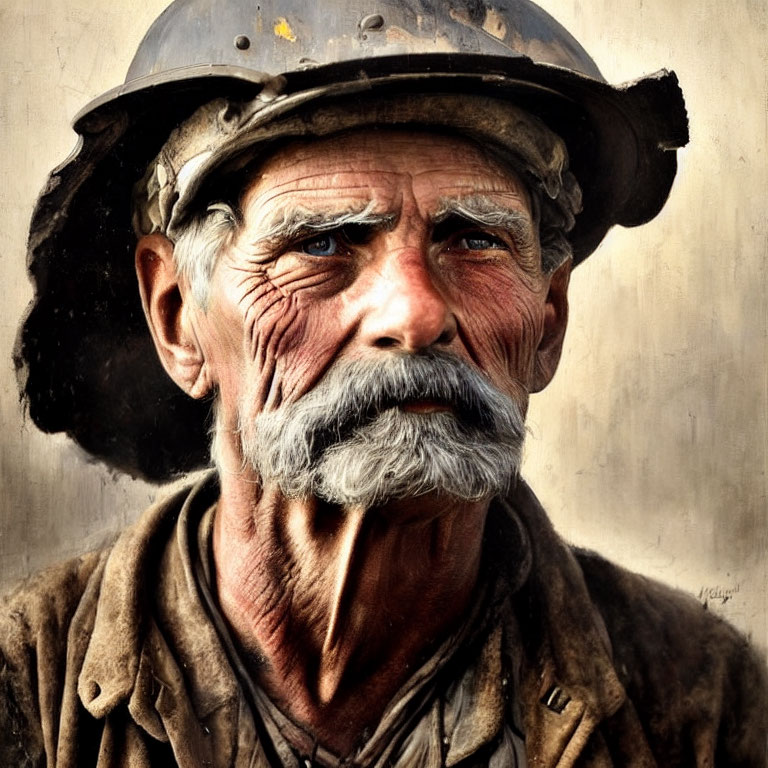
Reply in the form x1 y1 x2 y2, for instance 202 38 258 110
698 584 740 606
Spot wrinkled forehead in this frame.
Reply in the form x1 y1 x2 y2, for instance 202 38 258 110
238 127 534 221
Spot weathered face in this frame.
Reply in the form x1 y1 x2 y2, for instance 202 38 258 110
134 127 571 501
190 130 568 438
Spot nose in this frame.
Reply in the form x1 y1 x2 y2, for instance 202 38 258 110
359 247 457 352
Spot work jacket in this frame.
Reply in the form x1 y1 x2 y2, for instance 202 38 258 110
0 475 765 767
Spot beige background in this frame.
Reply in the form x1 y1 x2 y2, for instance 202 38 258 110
0 1 765 653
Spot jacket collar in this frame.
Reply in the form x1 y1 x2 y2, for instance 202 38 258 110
78 474 238 729
504 479 628 767
76 474 628 767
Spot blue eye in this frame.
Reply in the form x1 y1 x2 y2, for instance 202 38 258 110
301 234 338 256
458 233 506 250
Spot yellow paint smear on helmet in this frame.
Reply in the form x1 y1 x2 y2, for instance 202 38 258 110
274 17 297 42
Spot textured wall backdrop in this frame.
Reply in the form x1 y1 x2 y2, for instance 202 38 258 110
0 0 765 653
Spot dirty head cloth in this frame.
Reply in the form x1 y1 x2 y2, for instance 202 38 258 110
133 93 582 243
17 0 689 480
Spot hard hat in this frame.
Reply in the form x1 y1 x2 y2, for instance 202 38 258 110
17 0 688 480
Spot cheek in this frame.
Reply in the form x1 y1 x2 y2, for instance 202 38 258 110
449 263 547 389
264 297 350 406
211 259 354 413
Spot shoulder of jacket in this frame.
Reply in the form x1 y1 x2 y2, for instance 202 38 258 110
0 475 211 652
573 547 768 763
1 549 107 639
572 547 756 661
0 478 210 764
0 548 110 766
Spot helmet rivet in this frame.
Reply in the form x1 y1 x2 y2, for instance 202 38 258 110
359 13 385 33
234 35 251 51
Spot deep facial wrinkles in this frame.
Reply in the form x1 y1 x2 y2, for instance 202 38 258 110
233 276 292 411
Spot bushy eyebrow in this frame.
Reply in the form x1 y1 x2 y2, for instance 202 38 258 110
250 201 396 247
432 195 537 252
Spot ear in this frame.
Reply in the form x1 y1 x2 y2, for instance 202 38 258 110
530 258 571 393
135 233 212 399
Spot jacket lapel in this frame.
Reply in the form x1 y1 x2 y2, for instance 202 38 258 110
78 476 244 766
505 480 656 767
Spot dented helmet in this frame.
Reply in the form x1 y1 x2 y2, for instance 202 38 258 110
18 0 688 480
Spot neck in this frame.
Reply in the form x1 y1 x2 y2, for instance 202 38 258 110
212 469 489 755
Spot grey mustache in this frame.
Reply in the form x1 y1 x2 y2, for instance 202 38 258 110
295 350 523 461
236 348 526 506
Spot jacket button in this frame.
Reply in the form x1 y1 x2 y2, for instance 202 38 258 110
541 685 571 714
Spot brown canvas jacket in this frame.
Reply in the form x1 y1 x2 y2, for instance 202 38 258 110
0 475 765 767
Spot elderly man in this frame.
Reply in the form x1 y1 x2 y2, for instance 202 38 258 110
2 0 766 766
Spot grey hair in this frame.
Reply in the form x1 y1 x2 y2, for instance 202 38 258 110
535 172 581 273
223 350 526 508
479 142 581 273
173 202 239 308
